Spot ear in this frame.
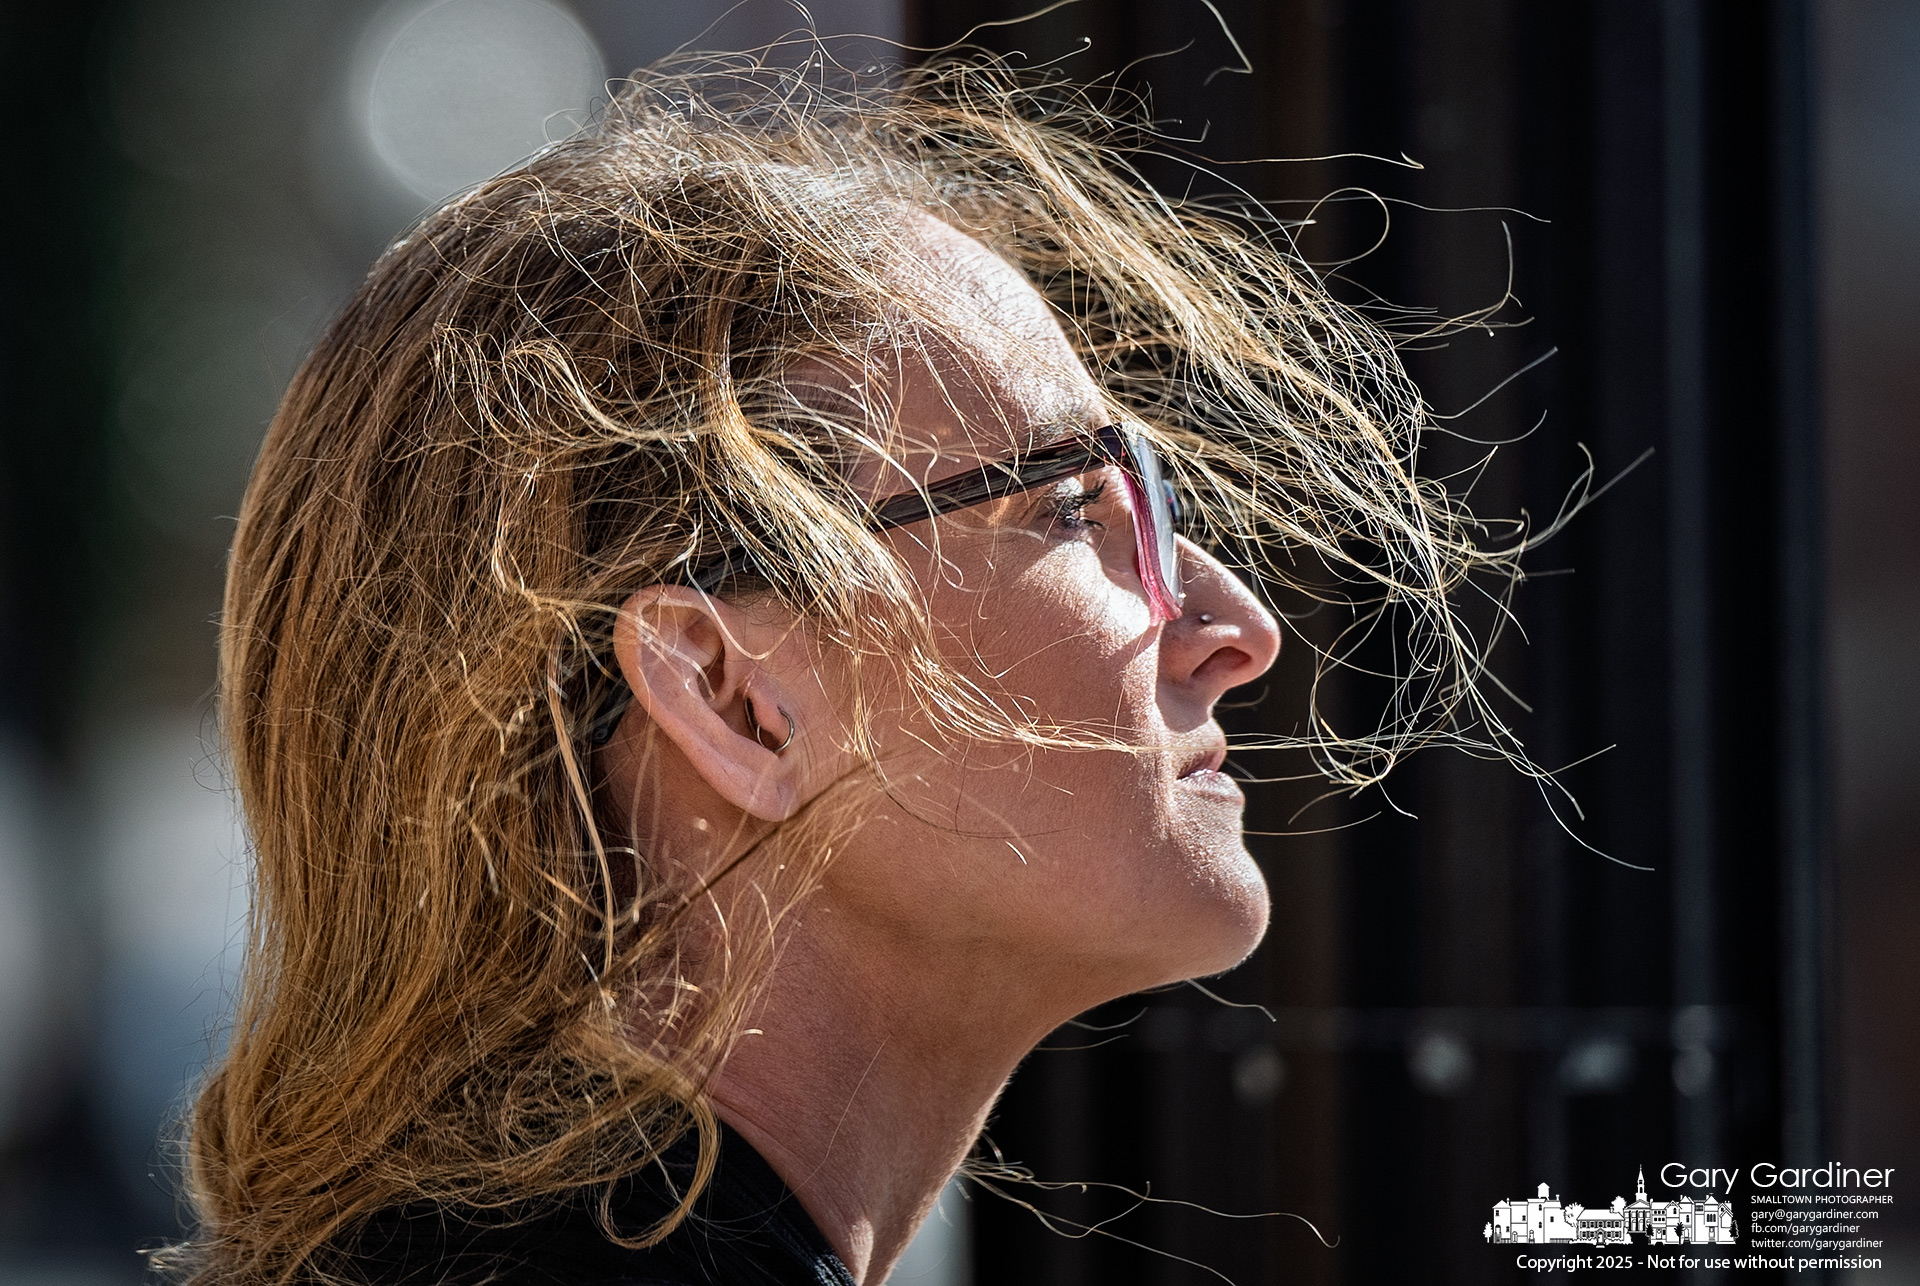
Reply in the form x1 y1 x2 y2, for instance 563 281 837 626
611 586 804 822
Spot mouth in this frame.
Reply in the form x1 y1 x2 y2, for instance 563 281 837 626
1176 743 1230 780
1175 742 1243 802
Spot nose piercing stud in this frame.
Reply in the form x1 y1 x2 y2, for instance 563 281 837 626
1197 612 1214 625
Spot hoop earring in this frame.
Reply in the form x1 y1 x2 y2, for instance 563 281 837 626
743 698 796 754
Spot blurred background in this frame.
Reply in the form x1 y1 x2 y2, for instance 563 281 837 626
0 0 1910 1283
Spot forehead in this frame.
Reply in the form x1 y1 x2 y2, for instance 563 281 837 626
790 213 1104 485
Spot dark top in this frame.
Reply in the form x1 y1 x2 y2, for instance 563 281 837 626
345 1126 855 1286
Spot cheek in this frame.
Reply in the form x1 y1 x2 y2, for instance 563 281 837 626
960 538 1159 725
905 535 1169 833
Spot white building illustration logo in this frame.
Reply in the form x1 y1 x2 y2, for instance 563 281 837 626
1485 1168 1738 1246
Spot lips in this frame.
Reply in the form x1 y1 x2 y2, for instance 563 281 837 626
1177 744 1229 779
1173 740 1242 801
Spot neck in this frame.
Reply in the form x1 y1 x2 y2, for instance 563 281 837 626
705 914 1080 1284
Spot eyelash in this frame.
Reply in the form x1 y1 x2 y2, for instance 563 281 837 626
1049 481 1107 532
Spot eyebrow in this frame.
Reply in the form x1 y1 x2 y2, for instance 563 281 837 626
1024 404 1103 449
894 406 1103 489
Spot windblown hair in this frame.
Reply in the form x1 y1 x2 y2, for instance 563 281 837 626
174 50 1528 1285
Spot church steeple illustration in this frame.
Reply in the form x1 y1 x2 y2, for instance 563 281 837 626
1487 1165 1734 1246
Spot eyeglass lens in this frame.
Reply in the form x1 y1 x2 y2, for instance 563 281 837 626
1117 428 1183 619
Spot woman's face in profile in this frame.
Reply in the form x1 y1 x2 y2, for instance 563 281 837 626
780 215 1284 1010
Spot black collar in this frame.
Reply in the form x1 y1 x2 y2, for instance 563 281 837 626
344 1124 855 1285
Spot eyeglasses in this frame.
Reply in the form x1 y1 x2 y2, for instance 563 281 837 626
588 424 1186 746
687 422 1186 621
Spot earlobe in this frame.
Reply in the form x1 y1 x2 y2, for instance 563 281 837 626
611 587 802 821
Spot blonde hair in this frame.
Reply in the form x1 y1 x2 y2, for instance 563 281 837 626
174 51 1526 1285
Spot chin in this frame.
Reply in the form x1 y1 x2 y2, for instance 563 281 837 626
1138 840 1271 987
1191 850 1272 975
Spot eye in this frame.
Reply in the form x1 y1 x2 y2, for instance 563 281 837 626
1046 480 1108 533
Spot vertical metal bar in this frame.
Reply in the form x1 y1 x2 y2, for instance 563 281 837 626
1662 0 1720 1162
1769 0 1826 1176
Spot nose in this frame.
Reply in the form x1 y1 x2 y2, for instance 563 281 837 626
1159 538 1282 701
